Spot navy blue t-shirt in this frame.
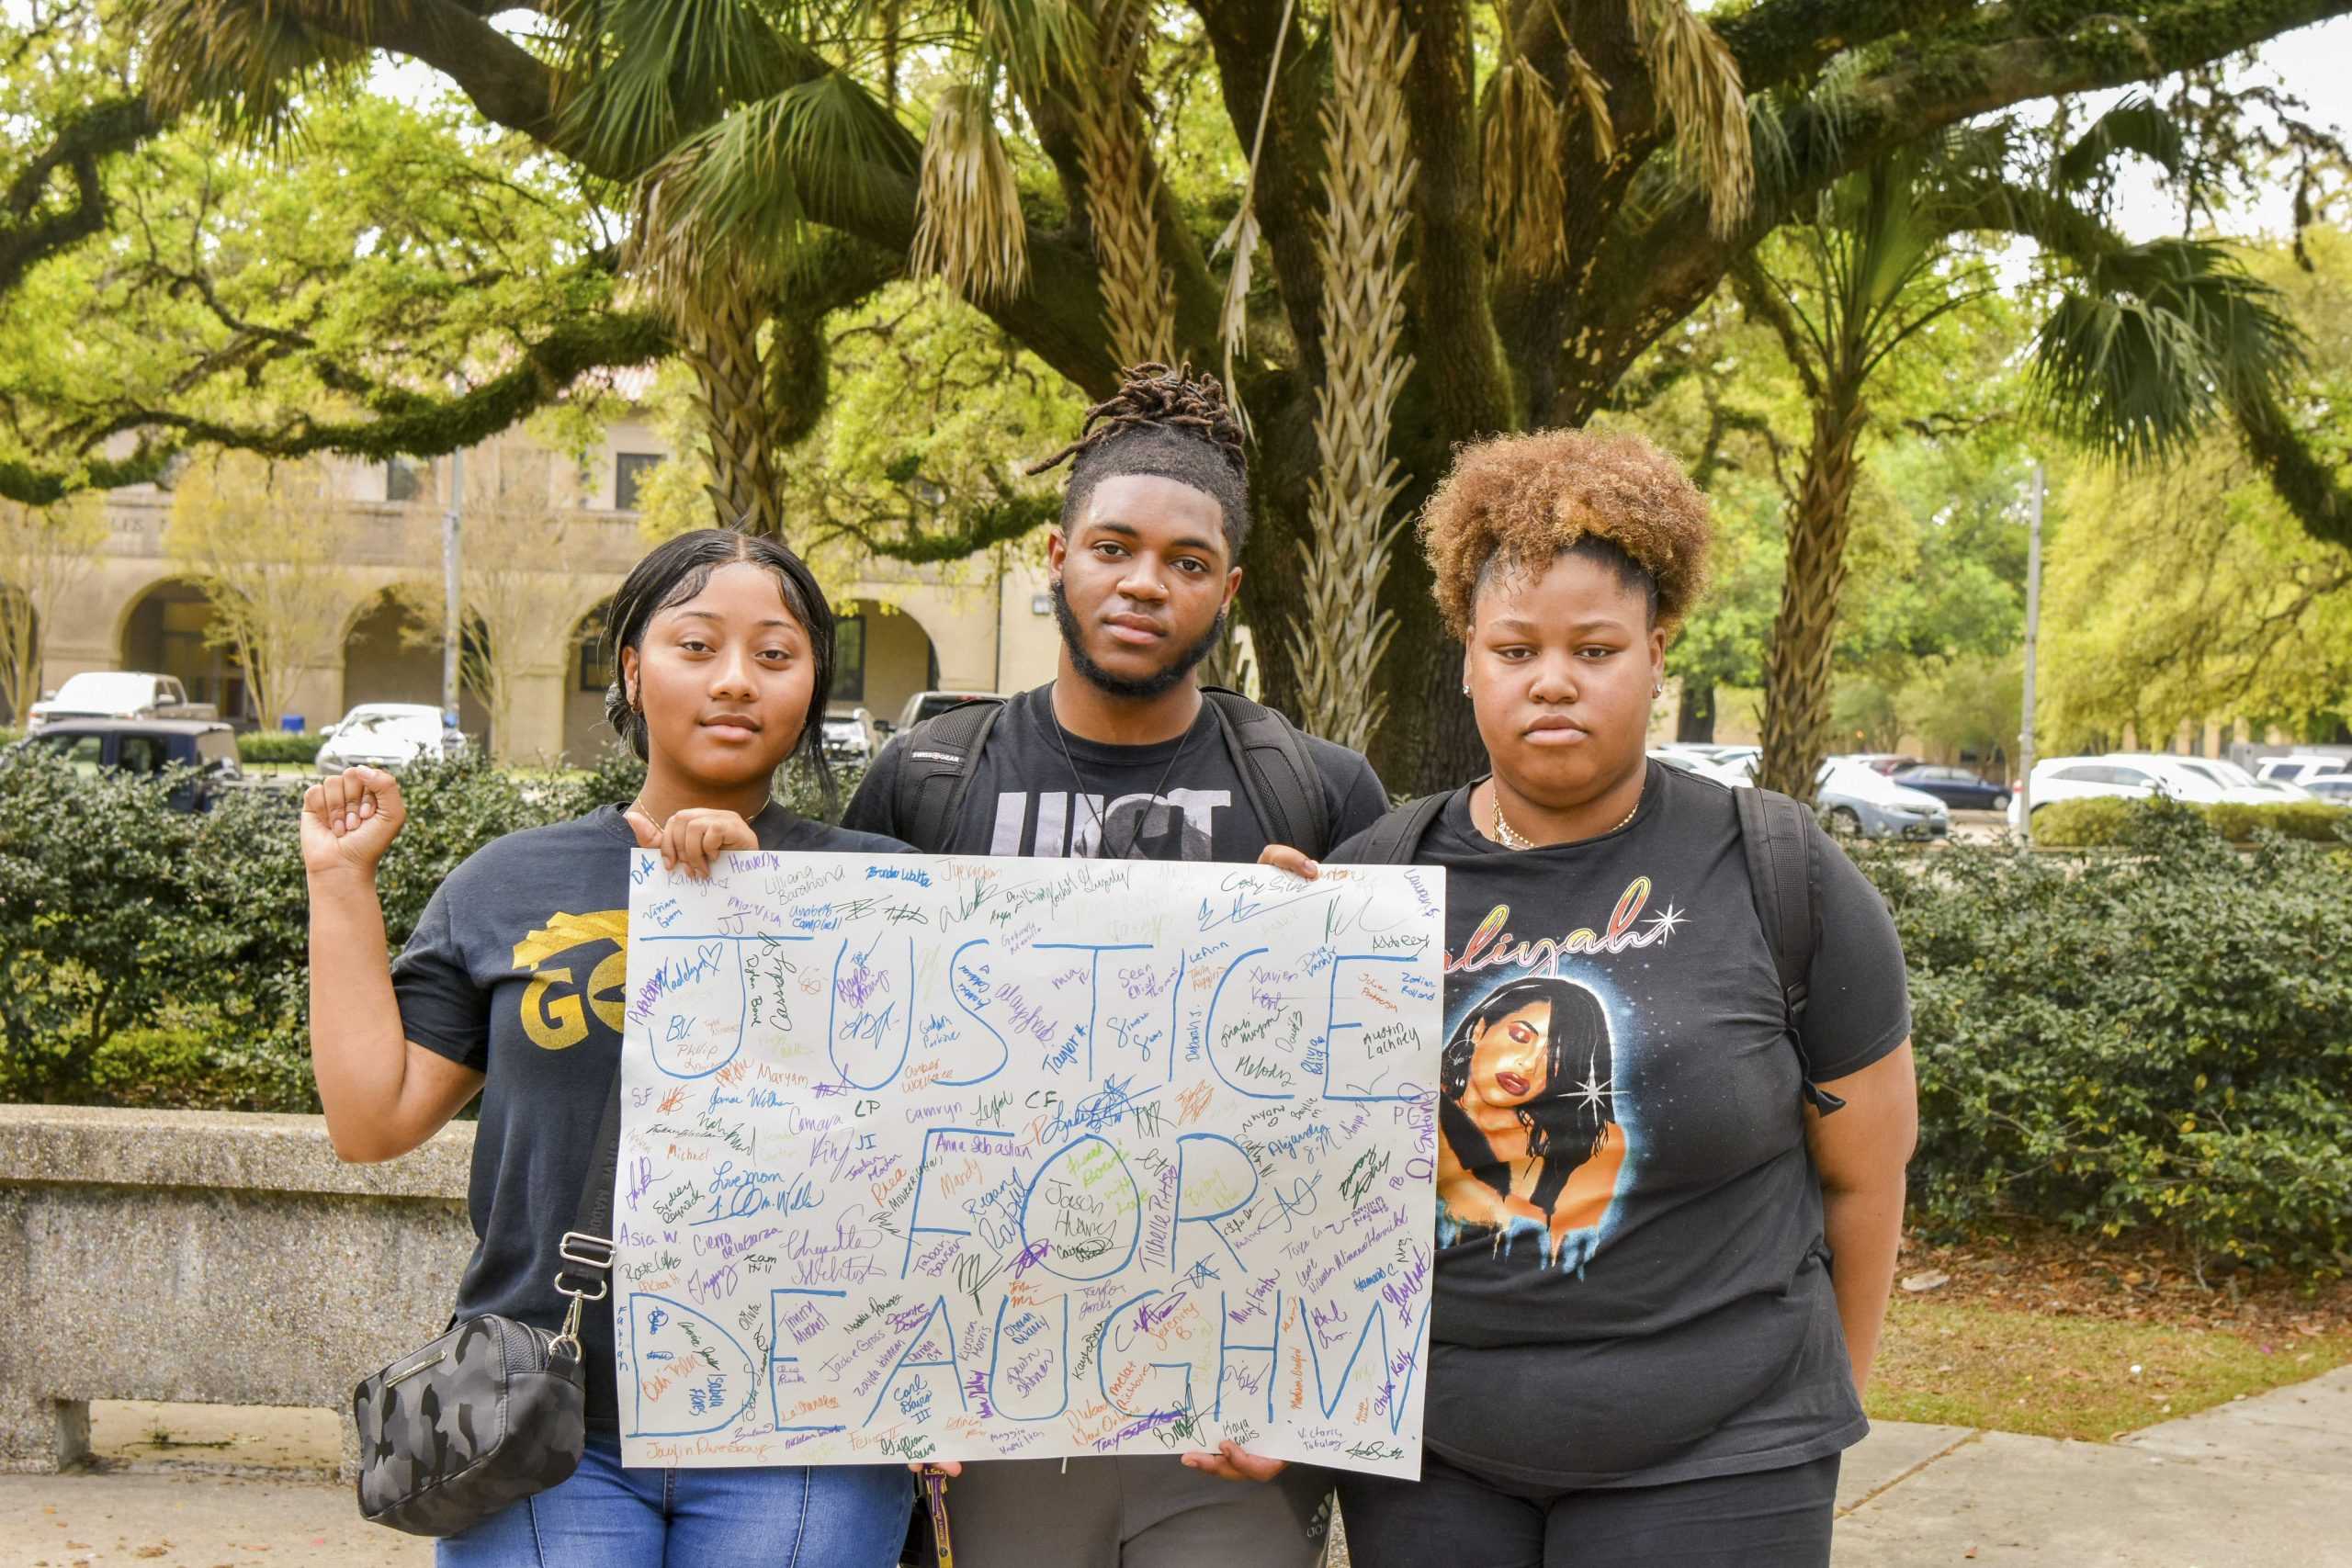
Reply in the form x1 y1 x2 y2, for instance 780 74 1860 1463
390 802 908 1426
1327 761 1910 1487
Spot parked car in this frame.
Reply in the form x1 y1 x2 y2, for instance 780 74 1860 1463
2304 775 2352 806
1889 764 2011 811
25 671 217 732
13 718 242 810
820 708 881 765
891 690 1009 734
2008 752 2275 828
1836 752 1925 776
2253 753 2351 786
1816 761 1950 840
2171 757 2310 802
315 703 467 773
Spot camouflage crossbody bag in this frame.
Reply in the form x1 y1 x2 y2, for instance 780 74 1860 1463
351 1067 622 1536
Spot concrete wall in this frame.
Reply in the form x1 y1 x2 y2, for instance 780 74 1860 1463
0 1106 475 1478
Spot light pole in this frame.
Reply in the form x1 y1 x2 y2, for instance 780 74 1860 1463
2018 459 2044 846
443 448 464 731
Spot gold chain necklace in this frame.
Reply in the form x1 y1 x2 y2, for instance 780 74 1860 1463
1489 785 1639 850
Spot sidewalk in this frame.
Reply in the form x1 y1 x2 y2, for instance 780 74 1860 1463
1833 1367 2352 1567
6 1373 2348 1567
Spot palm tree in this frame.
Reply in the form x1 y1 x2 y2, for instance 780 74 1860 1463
1741 110 2301 804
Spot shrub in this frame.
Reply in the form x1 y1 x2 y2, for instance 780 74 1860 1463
238 731 323 764
2035 795 2351 847
1859 798 2352 1274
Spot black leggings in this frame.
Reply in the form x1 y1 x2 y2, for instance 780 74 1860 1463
1336 1449 1840 1568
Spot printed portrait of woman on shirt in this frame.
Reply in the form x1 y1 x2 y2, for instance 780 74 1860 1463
1436 975 1628 1259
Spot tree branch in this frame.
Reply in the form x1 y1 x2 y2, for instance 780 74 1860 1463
0 96 164 299
1568 0 2352 426
0 310 673 505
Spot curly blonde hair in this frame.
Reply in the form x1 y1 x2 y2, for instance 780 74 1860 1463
1419 427 1713 639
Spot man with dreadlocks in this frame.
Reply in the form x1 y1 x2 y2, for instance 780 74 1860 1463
843 362 1383 1566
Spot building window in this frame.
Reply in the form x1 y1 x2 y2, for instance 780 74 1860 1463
576 623 608 694
835 615 866 703
615 453 661 512
385 457 424 502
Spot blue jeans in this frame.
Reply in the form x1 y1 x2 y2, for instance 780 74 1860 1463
436 1429 911 1568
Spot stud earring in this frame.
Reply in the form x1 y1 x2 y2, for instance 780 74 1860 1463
1461 683 1471 695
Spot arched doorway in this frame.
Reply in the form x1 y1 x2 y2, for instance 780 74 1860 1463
120 579 254 725
562 596 619 767
340 587 492 745
833 599 940 730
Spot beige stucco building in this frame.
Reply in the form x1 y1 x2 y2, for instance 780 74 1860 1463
18 416 1067 762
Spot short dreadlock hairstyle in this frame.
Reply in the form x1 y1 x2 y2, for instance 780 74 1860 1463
1419 427 1713 639
1029 362 1251 557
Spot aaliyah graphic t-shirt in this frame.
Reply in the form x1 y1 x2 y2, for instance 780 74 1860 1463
391 803 909 1427
1327 760 1910 1488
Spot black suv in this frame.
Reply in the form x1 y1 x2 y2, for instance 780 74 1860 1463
16 718 244 810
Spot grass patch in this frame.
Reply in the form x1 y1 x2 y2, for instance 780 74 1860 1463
1866 1297 2352 1441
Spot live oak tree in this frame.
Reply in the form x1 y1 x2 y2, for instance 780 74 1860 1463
117 0 2352 787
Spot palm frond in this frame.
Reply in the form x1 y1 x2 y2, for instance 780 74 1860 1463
550 0 799 175
1212 0 1298 423
131 0 372 144
911 81 1031 304
1481 57 1566 276
2030 239 2306 463
1564 42 1618 163
1630 0 1753 238
2056 93 2186 189
967 0 1096 93
630 73 913 309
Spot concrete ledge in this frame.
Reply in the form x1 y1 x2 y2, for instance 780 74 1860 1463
0 1105 477 1478
0 1104 474 1199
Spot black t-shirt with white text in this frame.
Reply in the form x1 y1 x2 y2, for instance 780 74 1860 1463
842 684 1389 862
390 803 909 1427
1326 760 1911 1488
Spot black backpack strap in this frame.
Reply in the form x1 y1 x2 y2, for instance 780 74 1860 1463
1355 790 1453 864
1735 786 1845 1117
888 697 1007 854
548 1063 625 1359
1201 687 1334 857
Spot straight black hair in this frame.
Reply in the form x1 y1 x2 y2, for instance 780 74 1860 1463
600 527 837 813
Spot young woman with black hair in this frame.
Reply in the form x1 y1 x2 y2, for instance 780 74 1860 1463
1266 429 1917 1567
302 528 911 1566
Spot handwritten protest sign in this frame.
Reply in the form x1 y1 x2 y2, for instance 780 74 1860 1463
612 851 1443 1478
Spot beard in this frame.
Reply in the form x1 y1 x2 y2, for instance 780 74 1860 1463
1051 578 1227 701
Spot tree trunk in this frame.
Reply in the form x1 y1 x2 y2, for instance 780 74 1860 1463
683 282 788 537
1677 682 1717 743
1758 387 1866 802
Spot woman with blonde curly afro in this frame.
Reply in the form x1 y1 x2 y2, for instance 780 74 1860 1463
1270 428 1917 1568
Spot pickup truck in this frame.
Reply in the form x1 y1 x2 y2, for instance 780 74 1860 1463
26 671 218 731
14 718 244 811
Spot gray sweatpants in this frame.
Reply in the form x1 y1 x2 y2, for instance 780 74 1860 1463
935 1454 1330 1568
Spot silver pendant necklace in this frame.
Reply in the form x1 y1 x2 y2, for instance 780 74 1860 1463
1046 686 1198 860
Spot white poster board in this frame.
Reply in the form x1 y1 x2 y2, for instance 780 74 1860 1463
613 851 1443 1478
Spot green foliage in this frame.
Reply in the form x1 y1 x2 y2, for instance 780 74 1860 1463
0 741 866 1108
2034 795 2352 847
1863 799 2352 1273
238 731 323 764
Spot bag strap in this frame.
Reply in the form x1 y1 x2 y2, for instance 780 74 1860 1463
548 1063 626 1359
888 697 1008 854
1200 687 1334 857
1734 785 1845 1116
1357 790 1453 864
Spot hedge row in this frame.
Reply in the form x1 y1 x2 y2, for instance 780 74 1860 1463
238 731 324 764
2 761 2346 1273
2033 795 2350 846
